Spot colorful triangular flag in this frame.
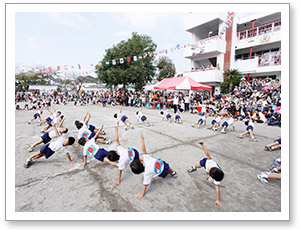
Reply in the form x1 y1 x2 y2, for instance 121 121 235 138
48 66 53 72
112 59 116 65
133 56 137 61
78 64 81 70
98 61 102 67
64 65 68 70
120 58 124 64
106 60 110 66
138 55 142 60
127 57 131 62
34 67 40 73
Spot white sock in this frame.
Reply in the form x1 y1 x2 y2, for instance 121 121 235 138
26 158 31 162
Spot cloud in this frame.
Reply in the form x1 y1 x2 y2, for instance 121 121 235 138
45 13 93 29
27 37 39 48
116 12 184 30
116 31 132 37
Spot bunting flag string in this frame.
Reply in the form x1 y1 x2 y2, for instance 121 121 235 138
19 12 235 76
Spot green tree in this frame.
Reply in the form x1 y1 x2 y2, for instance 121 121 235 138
96 32 157 90
156 56 176 81
219 68 242 94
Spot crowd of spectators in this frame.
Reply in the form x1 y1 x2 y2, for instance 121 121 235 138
15 77 281 127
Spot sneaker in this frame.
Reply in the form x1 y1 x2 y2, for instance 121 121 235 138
106 140 112 145
187 165 196 173
221 130 226 134
28 121 31 124
102 131 106 135
264 146 270 151
271 167 280 173
257 173 269 185
273 158 281 166
27 146 33 152
103 137 107 141
24 160 32 169
197 125 201 129
191 124 195 127
250 137 257 142
171 171 177 178
131 125 134 129
238 134 243 139
125 127 128 131
213 127 217 131
146 124 150 127
40 130 45 133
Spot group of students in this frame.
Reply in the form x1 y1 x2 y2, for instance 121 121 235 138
23 100 281 208
23 105 228 208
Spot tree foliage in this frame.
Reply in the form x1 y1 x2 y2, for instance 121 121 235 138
96 32 157 90
156 56 176 81
219 68 242 94
15 73 54 91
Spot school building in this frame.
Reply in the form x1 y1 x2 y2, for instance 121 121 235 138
183 12 281 86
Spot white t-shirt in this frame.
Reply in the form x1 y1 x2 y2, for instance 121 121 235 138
215 116 222 123
83 138 100 157
160 111 167 119
78 126 92 139
200 115 207 121
48 130 60 139
143 155 164 186
226 117 235 127
48 135 69 154
115 113 124 123
173 96 179 105
136 111 143 121
117 145 136 171
248 119 255 128
205 159 222 186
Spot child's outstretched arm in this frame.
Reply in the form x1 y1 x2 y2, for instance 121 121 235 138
215 185 222 208
94 125 104 140
199 142 211 159
83 111 88 122
137 185 148 200
51 121 61 138
115 126 121 146
58 117 66 128
140 133 147 154
85 112 91 125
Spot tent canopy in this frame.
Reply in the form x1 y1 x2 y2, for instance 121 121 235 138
154 76 212 91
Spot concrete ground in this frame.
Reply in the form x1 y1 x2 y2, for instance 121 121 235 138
15 103 281 212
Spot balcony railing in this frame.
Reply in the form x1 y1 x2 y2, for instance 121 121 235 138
237 20 281 41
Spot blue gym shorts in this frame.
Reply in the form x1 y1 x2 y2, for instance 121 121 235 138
94 148 108 162
40 143 55 159
141 115 147 122
121 115 128 123
275 138 281 144
166 114 171 119
41 132 52 144
246 125 253 131
158 161 170 178
88 124 95 133
222 121 228 127
199 158 208 169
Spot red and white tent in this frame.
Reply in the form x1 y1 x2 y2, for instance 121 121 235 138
154 76 212 91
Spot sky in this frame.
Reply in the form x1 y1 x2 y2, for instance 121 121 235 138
15 12 192 77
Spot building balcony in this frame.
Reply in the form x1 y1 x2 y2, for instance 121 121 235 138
184 36 226 60
234 54 281 74
183 69 224 84
236 20 281 50
185 12 227 32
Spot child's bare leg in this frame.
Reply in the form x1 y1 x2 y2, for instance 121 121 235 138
194 163 202 169
104 158 118 167
268 173 281 180
249 129 254 138
32 138 44 148
29 152 45 160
